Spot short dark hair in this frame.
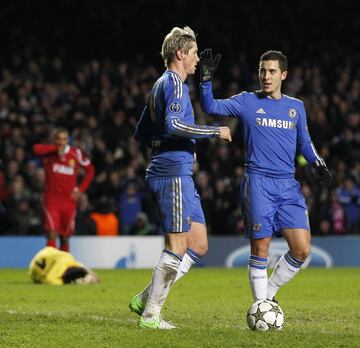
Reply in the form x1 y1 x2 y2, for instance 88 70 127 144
260 50 288 72
62 266 88 284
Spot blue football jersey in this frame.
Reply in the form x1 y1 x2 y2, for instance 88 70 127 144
135 71 221 178
200 82 320 178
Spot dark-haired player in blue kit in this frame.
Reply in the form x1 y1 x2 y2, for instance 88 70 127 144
199 49 332 304
130 27 232 329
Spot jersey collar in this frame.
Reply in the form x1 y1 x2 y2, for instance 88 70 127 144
63 145 70 154
166 69 182 81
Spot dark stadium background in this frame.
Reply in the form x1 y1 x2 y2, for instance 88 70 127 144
1 1 358 63
0 0 359 236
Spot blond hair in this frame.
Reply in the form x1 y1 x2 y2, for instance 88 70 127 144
161 26 196 68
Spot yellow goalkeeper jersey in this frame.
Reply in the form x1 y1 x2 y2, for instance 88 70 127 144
29 247 83 285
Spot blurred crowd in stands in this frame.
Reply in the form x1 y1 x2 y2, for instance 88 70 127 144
0 0 359 236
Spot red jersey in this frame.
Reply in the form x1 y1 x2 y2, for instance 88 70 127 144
33 144 95 200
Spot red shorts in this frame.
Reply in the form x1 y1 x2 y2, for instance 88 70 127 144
43 197 77 236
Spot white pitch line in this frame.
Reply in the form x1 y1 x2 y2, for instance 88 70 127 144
2 310 125 323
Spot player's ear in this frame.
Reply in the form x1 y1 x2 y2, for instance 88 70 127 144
175 49 184 61
281 71 288 81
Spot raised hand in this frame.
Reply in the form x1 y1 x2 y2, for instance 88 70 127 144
199 48 221 82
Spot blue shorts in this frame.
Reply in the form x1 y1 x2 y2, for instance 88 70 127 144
146 176 205 233
240 173 310 239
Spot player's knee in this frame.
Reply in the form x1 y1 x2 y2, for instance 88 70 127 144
196 242 208 256
300 246 311 261
166 242 187 256
251 243 269 258
188 239 208 256
291 246 311 262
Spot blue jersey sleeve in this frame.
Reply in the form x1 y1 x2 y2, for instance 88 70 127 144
199 81 245 117
164 75 220 139
296 102 320 165
134 104 154 148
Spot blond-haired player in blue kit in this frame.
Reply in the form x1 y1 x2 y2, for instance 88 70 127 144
129 26 232 329
199 49 332 304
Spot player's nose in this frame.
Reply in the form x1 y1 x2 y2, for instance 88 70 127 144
264 71 272 79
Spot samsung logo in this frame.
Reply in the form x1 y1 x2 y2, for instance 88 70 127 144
256 117 295 129
52 164 74 176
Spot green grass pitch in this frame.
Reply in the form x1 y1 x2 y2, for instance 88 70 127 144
0 268 359 347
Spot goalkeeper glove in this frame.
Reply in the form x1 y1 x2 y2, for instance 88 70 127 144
313 159 332 188
199 48 221 82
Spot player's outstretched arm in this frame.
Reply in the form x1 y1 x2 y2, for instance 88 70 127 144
165 116 222 139
199 82 243 117
33 144 58 156
199 49 243 117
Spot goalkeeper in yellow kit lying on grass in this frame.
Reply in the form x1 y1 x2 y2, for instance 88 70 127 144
29 247 99 285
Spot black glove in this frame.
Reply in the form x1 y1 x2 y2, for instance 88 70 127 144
199 48 221 82
313 159 332 188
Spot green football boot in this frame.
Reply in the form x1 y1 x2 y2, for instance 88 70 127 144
138 316 176 330
129 295 145 316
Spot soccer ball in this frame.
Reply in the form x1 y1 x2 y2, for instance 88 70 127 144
246 300 284 331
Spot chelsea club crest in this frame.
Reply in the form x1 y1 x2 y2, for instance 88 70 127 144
288 108 297 118
169 102 181 113
252 223 262 232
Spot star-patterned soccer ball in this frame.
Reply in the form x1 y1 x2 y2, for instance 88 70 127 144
246 300 284 331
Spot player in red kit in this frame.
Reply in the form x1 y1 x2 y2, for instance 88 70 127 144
33 128 94 251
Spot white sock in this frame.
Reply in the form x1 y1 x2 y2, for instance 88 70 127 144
248 255 268 301
138 248 200 302
138 282 151 303
141 250 181 320
267 251 304 300
174 248 200 282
